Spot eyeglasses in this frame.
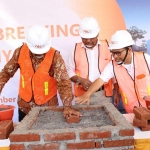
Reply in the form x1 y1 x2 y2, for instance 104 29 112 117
110 49 126 56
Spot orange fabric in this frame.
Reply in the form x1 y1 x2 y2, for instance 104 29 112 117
113 52 149 113
74 40 113 97
18 43 57 105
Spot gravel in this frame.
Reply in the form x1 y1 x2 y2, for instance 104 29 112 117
31 108 115 130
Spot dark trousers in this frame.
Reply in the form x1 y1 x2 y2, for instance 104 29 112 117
19 109 26 122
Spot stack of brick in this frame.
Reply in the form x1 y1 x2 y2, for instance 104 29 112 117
0 120 14 139
133 107 150 131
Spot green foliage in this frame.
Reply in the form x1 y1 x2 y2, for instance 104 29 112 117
127 26 147 44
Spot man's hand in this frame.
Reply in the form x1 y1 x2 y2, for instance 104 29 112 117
75 92 91 105
80 78 92 90
113 92 120 108
63 106 82 118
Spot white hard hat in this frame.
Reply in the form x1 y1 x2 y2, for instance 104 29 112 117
109 30 134 50
79 17 100 38
26 25 51 54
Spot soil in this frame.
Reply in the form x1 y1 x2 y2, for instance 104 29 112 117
31 108 115 130
0 108 10 111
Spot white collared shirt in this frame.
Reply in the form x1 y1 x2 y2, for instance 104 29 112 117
67 41 101 82
100 52 150 83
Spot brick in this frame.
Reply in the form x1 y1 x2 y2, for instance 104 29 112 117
119 129 134 136
0 120 14 139
10 144 25 150
133 107 150 120
140 124 150 131
45 107 63 112
9 133 40 142
133 116 148 127
95 142 102 148
67 141 95 149
80 131 111 140
104 139 134 147
148 106 150 110
44 143 60 150
81 107 95 111
29 143 60 150
44 132 75 141
66 115 80 123
29 145 43 150
97 107 103 110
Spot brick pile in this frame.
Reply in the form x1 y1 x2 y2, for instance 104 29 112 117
0 120 14 139
133 107 150 131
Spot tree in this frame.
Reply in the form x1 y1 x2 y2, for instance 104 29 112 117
127 26 147 45
141 40 146 48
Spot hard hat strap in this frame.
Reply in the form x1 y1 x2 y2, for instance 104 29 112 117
117 47 129 65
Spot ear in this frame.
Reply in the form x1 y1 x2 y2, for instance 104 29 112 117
128 46 132 52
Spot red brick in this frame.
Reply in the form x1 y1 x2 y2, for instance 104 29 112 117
119 129 134 136
29 145 43 150
140 124 150 131
133 116 148 127
29 143 60 150
104 139 134 147
44 132 75 141
133 107 150 120
45 107 63 112
10 144 25 150
81 107 95 111
95 142 102 148
66 115 80 123
67 141 95 149
80 131 111 140
0 120 14 139
97 107 103 110
9 133 40 142
44 143 60 150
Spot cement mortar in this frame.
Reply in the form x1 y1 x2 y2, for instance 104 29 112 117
31 108 115 130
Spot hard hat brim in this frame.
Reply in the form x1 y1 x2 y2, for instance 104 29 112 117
26 41 51 54
79 32 99 38
109 40 134 50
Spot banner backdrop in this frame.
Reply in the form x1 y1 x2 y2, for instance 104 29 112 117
0 0 150 122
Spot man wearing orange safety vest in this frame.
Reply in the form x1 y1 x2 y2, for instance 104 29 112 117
67 17 118 105
75 30 150 113
0 25 81 121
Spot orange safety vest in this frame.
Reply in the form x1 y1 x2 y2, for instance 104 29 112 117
74 40 113 97
18 43 57 105
113 52 150 113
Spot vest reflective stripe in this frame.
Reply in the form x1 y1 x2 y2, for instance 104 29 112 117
21 75 25 88
44 82 48 95
113 52 149 113
74 41 113 97
122 92 128 104
18 43 57 105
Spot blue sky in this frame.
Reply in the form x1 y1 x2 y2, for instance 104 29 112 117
116 0 150 46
